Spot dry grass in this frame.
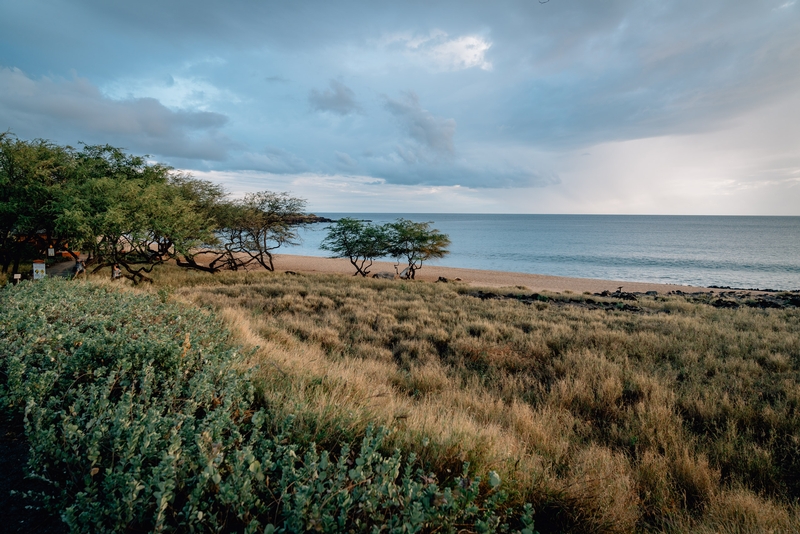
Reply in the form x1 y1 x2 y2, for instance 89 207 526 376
131 266 800 533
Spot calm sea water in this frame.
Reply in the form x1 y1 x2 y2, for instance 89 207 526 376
287 215 800 291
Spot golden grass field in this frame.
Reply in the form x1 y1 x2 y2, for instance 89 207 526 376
117 263 800 533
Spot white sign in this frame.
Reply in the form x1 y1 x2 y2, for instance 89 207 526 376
13 273 21 279
33 263 46 280
48 247 55 257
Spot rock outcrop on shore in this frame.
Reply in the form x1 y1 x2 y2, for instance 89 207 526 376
286 214 336 224
467 288 800 313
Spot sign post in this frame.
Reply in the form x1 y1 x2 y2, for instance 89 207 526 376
33 261 46 280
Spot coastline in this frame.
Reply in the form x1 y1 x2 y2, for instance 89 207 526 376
272 253 724 294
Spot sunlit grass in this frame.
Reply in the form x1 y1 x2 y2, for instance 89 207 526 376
143 265 800 532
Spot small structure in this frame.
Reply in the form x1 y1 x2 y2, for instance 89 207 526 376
33 260 46 280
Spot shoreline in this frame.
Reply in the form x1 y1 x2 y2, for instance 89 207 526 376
272 254 738 295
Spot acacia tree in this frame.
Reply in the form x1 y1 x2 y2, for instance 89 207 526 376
170 176 239 273
320 218 389 276
62 145 218 284
386 219 450 279
219 191 308 271
1 134 311 282
318 218 450 279
0 134 79 275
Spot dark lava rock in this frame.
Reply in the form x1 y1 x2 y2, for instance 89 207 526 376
611 289 638 301
746 298 784 309
711 299 739 309
607 303 641 313
784 295 800 307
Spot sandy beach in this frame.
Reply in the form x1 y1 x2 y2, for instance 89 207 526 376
273 254 719 294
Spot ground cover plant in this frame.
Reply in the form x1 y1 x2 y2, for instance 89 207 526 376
144 267 800 533
0 279 534 533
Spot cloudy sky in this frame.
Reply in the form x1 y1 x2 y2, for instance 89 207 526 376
2 0 799 214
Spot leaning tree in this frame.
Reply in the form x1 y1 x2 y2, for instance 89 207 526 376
386 219 450 280
62 145 218 284
1 134 312 282
320 217 389 276
218 191 308 271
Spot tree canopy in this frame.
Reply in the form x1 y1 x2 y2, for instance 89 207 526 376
0 134 309 283
320 217 450 279
385 219 450 279
320 218 389 277
0 134 78 274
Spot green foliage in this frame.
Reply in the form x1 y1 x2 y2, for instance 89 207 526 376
320 218 389 276
385 219 450 279
215 191 308 272
0 133 311 282
320 218 450 278
57 144 220 284
0 135 220 283
0 133 78 273
0 279 534 533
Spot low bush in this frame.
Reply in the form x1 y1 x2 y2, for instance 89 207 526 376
0 279 535 533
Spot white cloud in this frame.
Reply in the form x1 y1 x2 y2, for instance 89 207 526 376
381 30 493 72
188 170 498 212
426 35 493 72
102 74 237 111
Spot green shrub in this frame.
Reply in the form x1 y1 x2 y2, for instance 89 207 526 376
0 279 535 533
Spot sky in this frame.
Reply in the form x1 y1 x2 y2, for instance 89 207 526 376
1 0 799 215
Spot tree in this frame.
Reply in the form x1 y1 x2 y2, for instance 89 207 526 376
0 134 311 282
0 133 78 275
169 175 238 273
218 191 308 271
61 145 218 284
320 218 389 276
386 219 450 279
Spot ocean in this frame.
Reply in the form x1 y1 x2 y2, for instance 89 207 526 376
287 214 800 291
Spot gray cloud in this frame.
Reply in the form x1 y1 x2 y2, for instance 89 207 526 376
485 0 800 148
2 0 799 208
0 67 233 161
309 80 360 115
335 151 358 169
367 158 560 189
357 146 559 188
236 146 310 174
385 91 456 157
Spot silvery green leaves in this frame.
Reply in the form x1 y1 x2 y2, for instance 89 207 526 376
0 279 535 533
